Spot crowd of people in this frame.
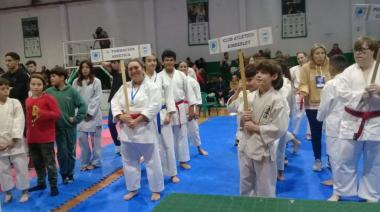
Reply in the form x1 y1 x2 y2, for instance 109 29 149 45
1 36 380 204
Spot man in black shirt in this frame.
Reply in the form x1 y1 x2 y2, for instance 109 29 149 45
103 60 129 155
2 52 29 108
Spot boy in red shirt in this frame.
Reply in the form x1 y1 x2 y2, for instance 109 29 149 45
26 74 61 196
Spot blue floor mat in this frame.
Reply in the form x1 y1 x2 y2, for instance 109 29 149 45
1 144 122 212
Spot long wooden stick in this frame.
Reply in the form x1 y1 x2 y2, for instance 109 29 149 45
120 60 130 114
238 50 248 111
370 48 380 84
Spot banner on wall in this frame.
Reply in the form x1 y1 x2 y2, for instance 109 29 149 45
21 17 42 58
187 0 210 46
281 0 307 39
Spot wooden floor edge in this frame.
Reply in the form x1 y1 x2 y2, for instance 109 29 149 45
53 168 124 212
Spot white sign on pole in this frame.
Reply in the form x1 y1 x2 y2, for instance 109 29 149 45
208 27 274 54
258 27 273 46
90 44 152 62
368 5 380 21
219 30 258 53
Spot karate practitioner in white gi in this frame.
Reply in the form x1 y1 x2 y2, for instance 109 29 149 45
111 59 164 201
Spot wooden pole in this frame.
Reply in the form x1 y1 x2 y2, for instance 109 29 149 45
370 48 380 84
238 49 248 111
120 60 130 114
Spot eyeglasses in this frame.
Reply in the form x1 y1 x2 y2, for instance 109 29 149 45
354 47 370 54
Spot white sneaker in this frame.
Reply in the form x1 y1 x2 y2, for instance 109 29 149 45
312 159 322 172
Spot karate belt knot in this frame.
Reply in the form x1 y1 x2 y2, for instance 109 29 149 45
344 107 380 140
175 100 188 128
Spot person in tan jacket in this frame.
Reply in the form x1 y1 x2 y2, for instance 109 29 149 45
299 43 331 172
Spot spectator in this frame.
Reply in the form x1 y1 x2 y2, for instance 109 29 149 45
2 52 30 109
328 43 343 57
26 60 38 74
220 52 231 74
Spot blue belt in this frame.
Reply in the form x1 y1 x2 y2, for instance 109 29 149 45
157 105 167 134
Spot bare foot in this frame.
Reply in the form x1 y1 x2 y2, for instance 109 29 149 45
19 191 29 203
5 192 12 203
151 192 161 201
171 175 180 184
322 179 334 186
123 191 138 201
198 147 209 156
366 199 377 203
292 139 301 154
277 170 285 181
328 194 340 202
180 162 191 170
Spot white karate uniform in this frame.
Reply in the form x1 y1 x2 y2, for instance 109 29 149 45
158 69 196 163
0 98 29 192
290 65 310 135
186 76 202 147
317 74 345 192
73 78 103 167
154 71 178 177
239 88 289 197
334 62 380 201
111 78 164 192
276 78 292 172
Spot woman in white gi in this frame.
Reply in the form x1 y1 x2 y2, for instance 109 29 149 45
111 59 164 201
0 78 29 203
240 60 289 197
333 36 380 202
144 55 180 183
289 52 311 140
178 61 208 156
316 55 350 200
73 60 103 171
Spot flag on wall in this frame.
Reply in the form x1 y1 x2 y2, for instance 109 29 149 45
22 17 42 58
187 0 210 46
281 0 307 39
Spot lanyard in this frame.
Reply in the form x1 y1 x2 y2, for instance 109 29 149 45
131 84 140 105
317 66 323 76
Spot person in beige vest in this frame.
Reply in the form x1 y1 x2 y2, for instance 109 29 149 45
299 44 331 171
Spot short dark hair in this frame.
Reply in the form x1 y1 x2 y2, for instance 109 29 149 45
161 49 177 61
5 52 20 61
245 64 257 78
50 66 68 79
0 77 10 86
329 55 350 77
26 60 37 66
256 60 284 90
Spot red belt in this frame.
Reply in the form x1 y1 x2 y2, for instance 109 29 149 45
130 114 142 119
344 107 380 140
175 100 188 128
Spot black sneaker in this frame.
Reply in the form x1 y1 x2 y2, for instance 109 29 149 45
28 184 47 192
50 187 59 196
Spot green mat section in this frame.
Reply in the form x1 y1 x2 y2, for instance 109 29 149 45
154 193 380 212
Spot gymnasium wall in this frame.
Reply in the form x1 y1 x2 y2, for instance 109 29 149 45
0 0 379 69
